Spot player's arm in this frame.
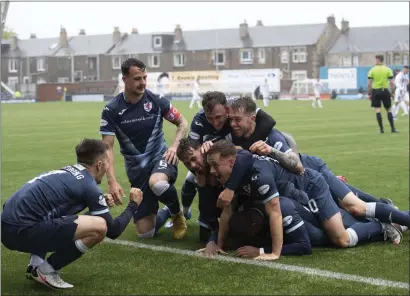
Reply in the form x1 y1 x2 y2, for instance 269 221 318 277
85 187 142 240
162 102 188 165
217 203 233 250
388 68 395 90
367 68 374 94
250 131 304 174
251 170 282 260
100 107 125 204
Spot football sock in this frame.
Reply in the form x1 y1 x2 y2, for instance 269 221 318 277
366 202 410 227
376 112 383 131
46 239 88 271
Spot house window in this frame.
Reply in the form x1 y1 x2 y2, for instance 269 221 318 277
393 53 401 65
37 58 45 72
23 76 30 84
404 54 409 66
352 55 359 67
173 53 185 67
213 50 225 65
58 58 70 70
8 59 18 73
8 77 18 90
58 77 70 83
153 36 162 48
74 71 83 82
112 56 121 69
88 57 96 70
258 49 266 64
342 56 351 67
292 47 307 63
281 49 289 64
150 55 160 68
240 49 253 64
291 70 307 81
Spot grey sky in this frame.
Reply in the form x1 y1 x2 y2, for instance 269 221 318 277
6 1 410 39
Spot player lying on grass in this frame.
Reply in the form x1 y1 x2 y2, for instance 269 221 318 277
205 140 403 261
230 196 401 259
177 91 277 220
1 139 143 290
227 96 410 230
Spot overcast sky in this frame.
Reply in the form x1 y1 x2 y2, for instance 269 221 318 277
6 1 410 39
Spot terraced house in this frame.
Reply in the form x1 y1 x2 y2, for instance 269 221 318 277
1 16 343 94
326 23 409 67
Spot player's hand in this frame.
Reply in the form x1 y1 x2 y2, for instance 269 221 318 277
235 246 260 259
216 188 234 209
129 187 143 205
253 253 280 261
108 181 125 205
197 241 226 258
163 147 178 165
200 141 213 154
104 194 115 208
249 140 272 156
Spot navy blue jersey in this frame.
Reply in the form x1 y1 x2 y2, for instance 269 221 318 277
100 90 177 188
264 128 293 153
188 110 231 144
2 164 108 226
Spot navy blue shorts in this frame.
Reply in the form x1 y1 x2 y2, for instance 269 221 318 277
301 155 351 204
197 185 222 230
1 215 78 254
304 168 341 223
132 158 178 222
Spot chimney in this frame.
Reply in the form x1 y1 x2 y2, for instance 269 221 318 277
256 20 264 27
174 24 183 43
239 20 249 39
29 33 36 39
327 14 336 26
341 19 349 33
131 28 139 34
79 29 86 35
112 26 121 45
10 35 18 51
59 27 68 48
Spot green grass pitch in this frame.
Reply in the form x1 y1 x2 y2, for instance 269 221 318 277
1 99 409 295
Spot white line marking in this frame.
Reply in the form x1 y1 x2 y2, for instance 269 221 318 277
104 238 409 290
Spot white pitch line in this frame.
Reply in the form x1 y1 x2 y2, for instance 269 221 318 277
104 238 409 290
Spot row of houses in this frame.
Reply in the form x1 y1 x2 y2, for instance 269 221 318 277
1 15 409 93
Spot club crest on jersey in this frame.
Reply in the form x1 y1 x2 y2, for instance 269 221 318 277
144 102 152 112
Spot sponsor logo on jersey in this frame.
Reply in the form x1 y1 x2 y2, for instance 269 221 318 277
273 141 283 151
100 119 108 127
283 215 293 226
98 195 108 207
194 121 203 127
118 109 127 116
189 131 200 140
258 184 270 195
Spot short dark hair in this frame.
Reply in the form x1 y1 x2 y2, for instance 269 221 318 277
202 91 227 114
75 138 108 166
230 96 256 114
176 138 201 161
404 66 409 69
375 55 384 62
207 139 237 158
121 58 146 76
228 208 265 244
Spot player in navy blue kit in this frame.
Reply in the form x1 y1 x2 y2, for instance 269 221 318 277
176 137 253 243
228 97 409 231
206 141 403 261
180 91 276 218
100 58 189 240
1 139 143 289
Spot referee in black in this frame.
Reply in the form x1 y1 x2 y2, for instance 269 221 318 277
367 55 398 133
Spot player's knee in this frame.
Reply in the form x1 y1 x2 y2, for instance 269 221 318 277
150 180 170 196
137 228 156 239
92 217 107 242
331 232 350 248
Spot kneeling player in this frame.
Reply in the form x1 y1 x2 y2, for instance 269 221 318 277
1 139 142 289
